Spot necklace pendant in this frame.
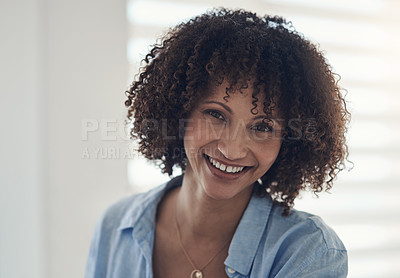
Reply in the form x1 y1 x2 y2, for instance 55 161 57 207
190 269 203 278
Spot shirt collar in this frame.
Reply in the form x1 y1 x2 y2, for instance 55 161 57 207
117 176 183 231
117 175 272 276
116 176 183 264
224 192 273 276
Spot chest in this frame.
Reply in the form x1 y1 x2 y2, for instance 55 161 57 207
152 222 229 278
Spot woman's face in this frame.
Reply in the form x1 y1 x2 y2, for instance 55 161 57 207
183 82 283 200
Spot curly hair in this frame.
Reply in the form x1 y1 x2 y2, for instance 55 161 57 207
125 8 350 214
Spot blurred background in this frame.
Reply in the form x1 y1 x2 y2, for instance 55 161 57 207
1 0 399 277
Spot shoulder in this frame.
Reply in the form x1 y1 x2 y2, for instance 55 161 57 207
261 202 348 277
225 194 347 277
85 181 173 278
267 203 346 252
94 175 183 236
96 182 167 232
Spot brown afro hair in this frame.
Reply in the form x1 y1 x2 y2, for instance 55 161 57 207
125 8 350 214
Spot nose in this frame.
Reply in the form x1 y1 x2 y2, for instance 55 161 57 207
217 128 248 160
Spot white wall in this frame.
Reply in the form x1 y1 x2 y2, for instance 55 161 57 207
1 0 45 276
0 0 129 277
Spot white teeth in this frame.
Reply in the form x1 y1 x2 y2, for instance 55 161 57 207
207 156 245 173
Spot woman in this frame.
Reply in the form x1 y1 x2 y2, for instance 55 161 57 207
86 8 350 278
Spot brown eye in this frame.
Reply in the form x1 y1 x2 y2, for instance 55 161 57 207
205 110 225 121
252 123 273 132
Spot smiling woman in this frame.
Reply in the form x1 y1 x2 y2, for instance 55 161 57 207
86 8 350 278
183 82 283 201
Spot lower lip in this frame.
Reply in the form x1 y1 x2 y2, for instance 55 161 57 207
204 155 249 180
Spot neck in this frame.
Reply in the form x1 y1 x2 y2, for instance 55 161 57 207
175 172 253 244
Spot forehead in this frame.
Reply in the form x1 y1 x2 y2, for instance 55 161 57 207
207 84 260 103
206 80 264 99
201 81 279 117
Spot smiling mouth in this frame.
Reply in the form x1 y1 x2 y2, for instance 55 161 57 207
205 154 248 174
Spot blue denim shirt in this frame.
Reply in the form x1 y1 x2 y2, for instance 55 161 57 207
85 176 347 278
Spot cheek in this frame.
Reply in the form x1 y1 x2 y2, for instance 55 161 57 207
183 135 198 159
183 121 207 157
184 119 218 144
256 140 282 166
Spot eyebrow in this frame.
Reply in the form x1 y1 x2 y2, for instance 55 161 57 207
204 101 233 114
253 115 271 121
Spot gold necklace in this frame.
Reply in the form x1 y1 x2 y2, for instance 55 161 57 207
175 204 231 278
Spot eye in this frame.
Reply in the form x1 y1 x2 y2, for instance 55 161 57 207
251 122 274 133
205 109 225 121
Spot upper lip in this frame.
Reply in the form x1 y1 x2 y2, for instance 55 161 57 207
205 154 250 168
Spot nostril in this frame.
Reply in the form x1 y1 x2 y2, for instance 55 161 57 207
217 140 247 161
